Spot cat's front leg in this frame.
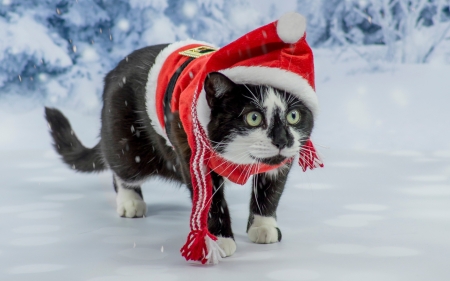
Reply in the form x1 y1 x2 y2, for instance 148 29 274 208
113 174 147 218
247 163 292 244
208 172 236 257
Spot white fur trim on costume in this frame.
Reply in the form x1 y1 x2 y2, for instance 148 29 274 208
276 12 306 43
196 88 210 136
145 39 216 146
220 66 319 117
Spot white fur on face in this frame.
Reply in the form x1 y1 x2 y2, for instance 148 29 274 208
222 129 277 164
263 87 286 124
220 87 305 164
281 126 303 158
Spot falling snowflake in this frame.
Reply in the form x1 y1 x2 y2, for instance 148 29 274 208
117 19 130 32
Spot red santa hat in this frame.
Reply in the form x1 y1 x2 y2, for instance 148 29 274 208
147 12 323 264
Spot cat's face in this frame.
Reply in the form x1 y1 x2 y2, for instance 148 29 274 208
205 72 314 166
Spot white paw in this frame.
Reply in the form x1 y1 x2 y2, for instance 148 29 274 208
248 225 279 244
217 237 236 257
247 215 280 244
116 198 147 218
115 181 147 218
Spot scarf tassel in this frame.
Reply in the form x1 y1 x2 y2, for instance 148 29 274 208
180 228 225 264
298 139 324 172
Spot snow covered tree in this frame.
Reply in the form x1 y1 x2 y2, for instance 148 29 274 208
323 0 450 63
164 0 266 45
0 0 185 111
0 0 72 92
1 0 283 109
1 0 448 108
296 0 330 46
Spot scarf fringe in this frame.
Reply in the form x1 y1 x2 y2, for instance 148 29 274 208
298 139 324 172
180 228 225 264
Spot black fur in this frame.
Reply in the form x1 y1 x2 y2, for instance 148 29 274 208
45 107 105 172
247 162 292 242
268 109 291 149
45 43 314 250
99 44 183 184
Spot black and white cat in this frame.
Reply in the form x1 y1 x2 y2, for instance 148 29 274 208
45 14 320 261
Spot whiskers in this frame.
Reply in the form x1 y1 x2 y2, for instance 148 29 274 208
201 151 251 211
251 161 263 215
243 84 264 111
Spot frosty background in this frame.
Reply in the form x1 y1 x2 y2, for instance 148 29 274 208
1 0 449 151
1 1 450 280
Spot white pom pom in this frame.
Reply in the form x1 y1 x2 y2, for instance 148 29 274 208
276 12 306 43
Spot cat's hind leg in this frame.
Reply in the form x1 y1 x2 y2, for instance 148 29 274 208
113 174 147 218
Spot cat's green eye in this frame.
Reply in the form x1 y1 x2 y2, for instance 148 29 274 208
286 109 301 125
246 111 263 127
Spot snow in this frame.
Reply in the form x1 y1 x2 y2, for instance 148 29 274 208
182 2 197 19
116 19 130 32
129 0 168 10
0 55 449 279
0 13 72 87
1 45 448 281
1 49 449 280
312 48 450 151
0 148 449 280
1 0 450 279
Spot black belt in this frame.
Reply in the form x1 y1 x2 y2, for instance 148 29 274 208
163 57 195 138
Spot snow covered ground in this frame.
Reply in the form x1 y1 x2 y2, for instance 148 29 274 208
1 48 450 280
1 148 450 281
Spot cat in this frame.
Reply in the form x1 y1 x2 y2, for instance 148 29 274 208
44 12 322 263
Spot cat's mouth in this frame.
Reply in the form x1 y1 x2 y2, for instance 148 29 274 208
250 154 287 165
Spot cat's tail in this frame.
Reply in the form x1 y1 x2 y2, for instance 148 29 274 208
44 107 106 173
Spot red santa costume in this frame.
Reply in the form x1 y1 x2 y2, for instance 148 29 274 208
145 12 323 264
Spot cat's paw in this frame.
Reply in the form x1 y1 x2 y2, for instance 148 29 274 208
217 236 236 257
248 225 281 244
116 198 147 218
247 215 281 244
115 183 147 218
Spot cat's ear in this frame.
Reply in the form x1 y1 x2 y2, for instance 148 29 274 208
204 72 236 108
